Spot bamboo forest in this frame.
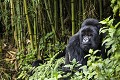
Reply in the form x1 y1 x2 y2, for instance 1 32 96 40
0 0 120 80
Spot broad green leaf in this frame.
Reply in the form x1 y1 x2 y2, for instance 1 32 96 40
102 38 113 45
89 49 93 54
111 43 117 52
108 19 114 26
111 0 116 4
72 58 77 64
99 21 107 24
113 5 119 15
91 63 97 69
100 28 108 33
115 21 120 28
109 28 116 38
105 39 114 46
93 50 100 55
99 17 110 24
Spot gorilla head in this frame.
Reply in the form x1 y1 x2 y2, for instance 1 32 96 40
79 19 101 52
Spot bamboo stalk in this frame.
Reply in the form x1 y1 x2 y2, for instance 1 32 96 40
94 0 96 6
48 0 53 24
10 0 14 31
60 0 64 36
37 2 41 59
44 0 53 29
23 0 34 49
99 0 102 20
10 0 15 43
78 0 82 27
71 0 75 35
82 0 85 19
16 0 22 50
54 0 58 31
44 0 56 42
2 1 8 41
21 0 25 50
32 0 37 49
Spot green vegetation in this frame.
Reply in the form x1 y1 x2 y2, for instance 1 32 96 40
0 0 120 80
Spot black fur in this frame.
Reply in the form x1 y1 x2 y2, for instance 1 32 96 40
32 60 43 67
63 18 107 72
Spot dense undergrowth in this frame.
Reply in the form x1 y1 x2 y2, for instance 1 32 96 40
0 0 120 80
17 0 120 79
17 17 120 80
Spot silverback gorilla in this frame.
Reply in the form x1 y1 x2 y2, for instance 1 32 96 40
63 18 107 72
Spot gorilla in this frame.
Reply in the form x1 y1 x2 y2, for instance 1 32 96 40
63 18 107 72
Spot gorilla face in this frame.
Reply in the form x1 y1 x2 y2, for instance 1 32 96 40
79 25 100 52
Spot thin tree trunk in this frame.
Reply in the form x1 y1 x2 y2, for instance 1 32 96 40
23 0 34 49
44 0 56 42
54 0 58 32
10 0 15 44
32 1 37 49
16 0 22 50
99 0 102 20
71 0 75 35
82 0 85 19
60 0 64 36
78 0 82 27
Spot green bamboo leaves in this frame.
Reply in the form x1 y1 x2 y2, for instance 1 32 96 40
0 0 107 56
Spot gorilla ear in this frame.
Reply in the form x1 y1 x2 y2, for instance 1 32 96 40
66 32 80 53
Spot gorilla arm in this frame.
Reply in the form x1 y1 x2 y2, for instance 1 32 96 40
65 32 80 64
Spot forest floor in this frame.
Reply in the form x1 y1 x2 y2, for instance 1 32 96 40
0 40 17 79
